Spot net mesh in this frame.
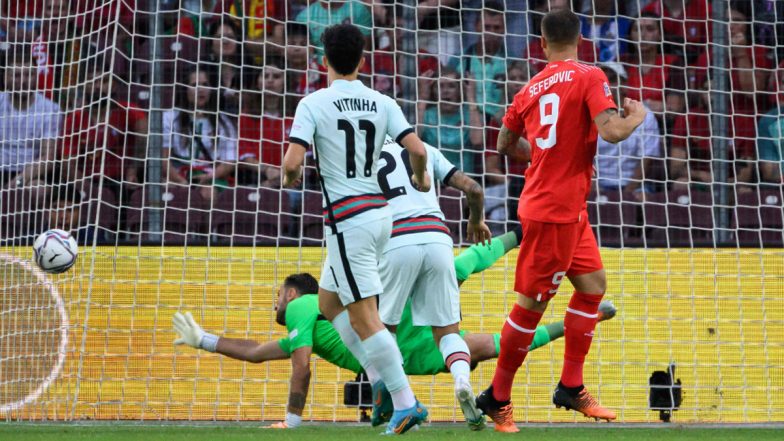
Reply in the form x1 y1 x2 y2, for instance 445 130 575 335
0 0 782 423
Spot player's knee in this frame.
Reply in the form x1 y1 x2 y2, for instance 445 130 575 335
570 269 607 294
596 277 607 294
587 271 607 294
347 298 384 338
431 323 460 343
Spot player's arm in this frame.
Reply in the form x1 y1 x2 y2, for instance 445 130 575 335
387 96 430 192
216 338 289 363
282 143 306 187
281 346 313 429
496 125 531 163
594 98 647 144
446 170 491 244
398 131 430 192
173 312 290 363
284 101 315 188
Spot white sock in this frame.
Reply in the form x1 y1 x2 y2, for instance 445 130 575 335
362 329 416 410
389 332 403 365
331 311 380 384
439 333 471 385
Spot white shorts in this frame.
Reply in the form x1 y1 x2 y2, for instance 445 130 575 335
319 218 392 306
379 243 460 327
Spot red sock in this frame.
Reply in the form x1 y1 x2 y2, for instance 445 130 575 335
491 304 543 402
561 292 603 388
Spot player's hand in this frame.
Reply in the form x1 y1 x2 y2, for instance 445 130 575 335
467 220 492 245
264 422 290 429
173 312 205 348
622 97 646 123
282 170 302 188
411 172 431 192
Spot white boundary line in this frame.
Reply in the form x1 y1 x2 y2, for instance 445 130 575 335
0 253 70 413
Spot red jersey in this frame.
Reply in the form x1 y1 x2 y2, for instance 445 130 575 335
622 53 684 105
238 113 293 166
503 60 616 223
62 102 147 179
642 0 711 47
671 108 756 175
692 46 772 115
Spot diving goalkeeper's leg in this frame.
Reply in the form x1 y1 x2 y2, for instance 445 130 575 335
454 227 522 286
463 300 618 364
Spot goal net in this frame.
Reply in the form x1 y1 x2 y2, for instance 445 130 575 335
1 0 782 424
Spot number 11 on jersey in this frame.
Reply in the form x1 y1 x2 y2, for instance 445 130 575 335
337 119 376 179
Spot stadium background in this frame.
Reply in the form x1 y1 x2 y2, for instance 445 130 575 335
0 0 783 425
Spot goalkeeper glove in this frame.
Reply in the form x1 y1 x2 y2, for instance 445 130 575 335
173 312 218 352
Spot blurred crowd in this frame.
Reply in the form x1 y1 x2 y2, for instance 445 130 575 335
1 0 783 246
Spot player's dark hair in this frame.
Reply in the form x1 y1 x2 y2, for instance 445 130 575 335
541 9 581 46
321 23 366 75
283 273 319 296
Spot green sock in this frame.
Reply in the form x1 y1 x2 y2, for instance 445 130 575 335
492 322 557 356
454 232 516 283
528 325 555 352
499 227 522 253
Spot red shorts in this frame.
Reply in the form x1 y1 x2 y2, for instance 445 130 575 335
514 211 603 301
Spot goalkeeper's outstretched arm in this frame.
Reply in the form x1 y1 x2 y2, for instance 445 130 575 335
172 312 289 362
173 312 306 429
283 347 312 429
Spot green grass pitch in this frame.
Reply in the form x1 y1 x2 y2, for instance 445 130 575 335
3 424 782 441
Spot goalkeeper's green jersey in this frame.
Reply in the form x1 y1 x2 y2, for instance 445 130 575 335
277 294 551 376
277 294 362 373
277 294 451 375
277 235 556 375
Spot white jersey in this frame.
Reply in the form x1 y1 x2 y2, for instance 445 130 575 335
379 136 458 251
0 92 60 173
289 80 413 233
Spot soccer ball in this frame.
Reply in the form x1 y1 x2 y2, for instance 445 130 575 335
33 229 78 274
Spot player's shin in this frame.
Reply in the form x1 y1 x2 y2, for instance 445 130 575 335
561 292 603 388
491 304 543 402
361 329 416 410
440 332 484 429
331 310 381 383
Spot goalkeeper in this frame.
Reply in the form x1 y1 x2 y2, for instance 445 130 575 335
172 230 617 429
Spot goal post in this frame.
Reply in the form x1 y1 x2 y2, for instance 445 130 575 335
0 0 782 423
